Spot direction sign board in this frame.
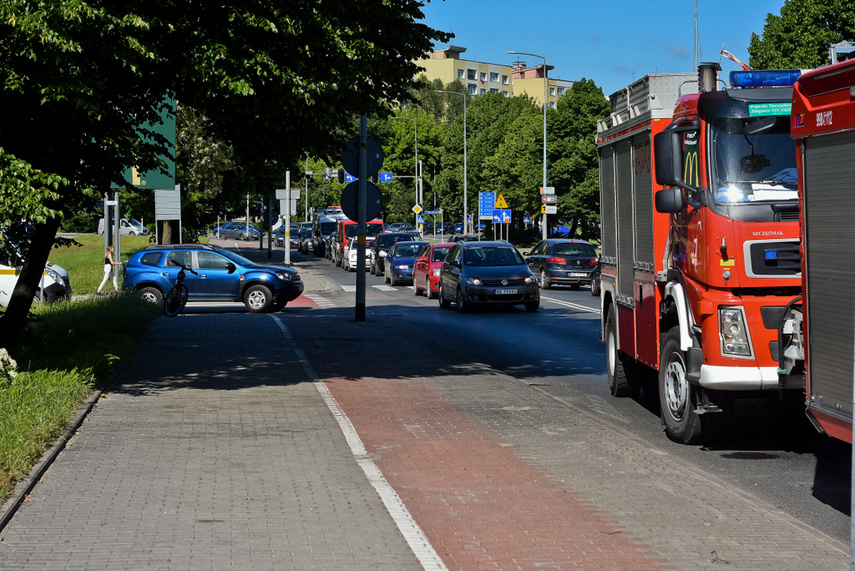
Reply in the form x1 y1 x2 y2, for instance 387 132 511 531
379 172 393 182
424 210 442 215
345 173 357 183
479 192 495 220
492 209 511 223
540 186 555 195
544 205 557 214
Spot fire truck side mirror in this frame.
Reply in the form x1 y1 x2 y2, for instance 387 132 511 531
653 130 683 188
655 186 684 214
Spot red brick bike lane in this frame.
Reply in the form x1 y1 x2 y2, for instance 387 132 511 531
311 370 674 570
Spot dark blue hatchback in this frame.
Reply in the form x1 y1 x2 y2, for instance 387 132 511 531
122 244 303 313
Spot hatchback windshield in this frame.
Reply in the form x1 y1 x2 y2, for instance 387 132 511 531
463 245 524 266
394 243 423 257
431 246 451 262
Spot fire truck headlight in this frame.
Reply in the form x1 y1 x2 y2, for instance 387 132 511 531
719 307 752 356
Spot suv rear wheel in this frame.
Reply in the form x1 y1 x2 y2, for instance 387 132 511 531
138 286 163 305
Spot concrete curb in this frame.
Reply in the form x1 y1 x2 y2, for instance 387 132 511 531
0 389 103 533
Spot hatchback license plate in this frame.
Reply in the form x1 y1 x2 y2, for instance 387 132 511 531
494 288 518 295
569 272 587 277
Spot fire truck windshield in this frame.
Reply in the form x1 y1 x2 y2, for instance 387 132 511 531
709 115 797 204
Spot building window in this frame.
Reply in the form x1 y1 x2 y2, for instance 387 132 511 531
467 69 476 80
557 87 565 96
502 75 509 85
457 69 464 79
490 88 499 94
480 72 487 82
480 88 487 95
468 84 477 95
502 90 509 97
490 72 499 83
549 101 556 109
549 87 556 96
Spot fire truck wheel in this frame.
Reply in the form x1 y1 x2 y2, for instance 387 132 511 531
659 327 704 444
605 310 639 398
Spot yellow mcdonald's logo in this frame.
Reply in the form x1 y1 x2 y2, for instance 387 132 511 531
683 151 699 187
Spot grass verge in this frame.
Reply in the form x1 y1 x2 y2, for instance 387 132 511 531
0 293 161 502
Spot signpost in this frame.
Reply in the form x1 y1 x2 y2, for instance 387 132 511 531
276 185 300 265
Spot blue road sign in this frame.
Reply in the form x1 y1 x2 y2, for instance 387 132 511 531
345 173 357 183
417 215 424 224
379 172 393 182
424 210 442 215
493 209 511 223
479 192 495 212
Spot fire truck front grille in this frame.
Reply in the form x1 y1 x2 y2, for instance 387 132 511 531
746 240 800 278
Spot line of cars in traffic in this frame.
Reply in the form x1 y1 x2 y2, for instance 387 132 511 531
313 220 599 312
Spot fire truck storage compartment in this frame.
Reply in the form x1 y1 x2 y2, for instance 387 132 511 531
803 130 855 422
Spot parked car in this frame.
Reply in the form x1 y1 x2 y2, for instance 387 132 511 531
438 241 539 312
342 237 373 272
369 232 414 275
384 241 428 286
122 244 303 313
524 239 598 290
272 224 299 248
98 218 149 236
220 222 261 241
387 222 414 232
412 242 453 299
0 260 71 307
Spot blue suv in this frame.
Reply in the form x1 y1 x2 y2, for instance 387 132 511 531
122 244 303 313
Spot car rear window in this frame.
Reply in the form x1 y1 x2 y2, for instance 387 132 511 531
552 243 597 257
139 252 162 267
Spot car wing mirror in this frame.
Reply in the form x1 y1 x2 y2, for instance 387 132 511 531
225 262 237 274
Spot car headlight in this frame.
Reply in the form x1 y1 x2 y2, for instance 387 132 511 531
276 271 296 281
45 268 61 282
379 251 387 257
465 277 482 286
432 269 440 277
719 307 752 356
524 276 535 284
395 264 409 270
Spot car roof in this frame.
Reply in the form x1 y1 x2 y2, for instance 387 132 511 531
458 240 516 248
543 238 593 245
142 244 220 251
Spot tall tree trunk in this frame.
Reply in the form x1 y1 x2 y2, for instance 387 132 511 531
0 217 61 347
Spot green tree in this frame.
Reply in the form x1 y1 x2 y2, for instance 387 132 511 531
748 0 855 69
549 79 609 240
0 0 450 344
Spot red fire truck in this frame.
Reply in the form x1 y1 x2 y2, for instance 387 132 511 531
597 64 804 444
778 58 855 443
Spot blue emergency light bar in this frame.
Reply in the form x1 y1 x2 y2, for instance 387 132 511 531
730 69 801 88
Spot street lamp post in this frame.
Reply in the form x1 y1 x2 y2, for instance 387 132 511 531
435 90 468 234
304 153 309 222
507 50 548 239
391 116 419 219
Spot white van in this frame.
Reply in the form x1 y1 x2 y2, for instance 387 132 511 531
0 260 71 307
97 218 149 236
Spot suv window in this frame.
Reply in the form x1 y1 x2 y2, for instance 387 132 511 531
197 251 230 270
166 250 193 268
139 252 162 267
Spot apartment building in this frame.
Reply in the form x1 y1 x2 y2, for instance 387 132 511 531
415 46 574 107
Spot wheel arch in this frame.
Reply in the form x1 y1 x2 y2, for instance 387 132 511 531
661 275 694 352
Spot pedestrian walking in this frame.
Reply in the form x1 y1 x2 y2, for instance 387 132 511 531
97 245 122 294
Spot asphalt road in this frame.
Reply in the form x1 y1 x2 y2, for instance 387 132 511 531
287 246 851 546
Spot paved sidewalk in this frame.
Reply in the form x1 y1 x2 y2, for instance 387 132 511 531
0 241 848 570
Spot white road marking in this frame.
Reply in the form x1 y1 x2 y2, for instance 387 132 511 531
541 296 600 314
270 316 448 571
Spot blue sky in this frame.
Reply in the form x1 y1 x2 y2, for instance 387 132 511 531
418 0 787 96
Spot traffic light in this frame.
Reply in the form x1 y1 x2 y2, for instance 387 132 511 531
337 168 346 184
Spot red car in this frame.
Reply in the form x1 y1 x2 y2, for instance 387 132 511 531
412 242 453 299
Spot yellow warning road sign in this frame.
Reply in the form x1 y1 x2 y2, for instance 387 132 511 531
495 194 508 209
